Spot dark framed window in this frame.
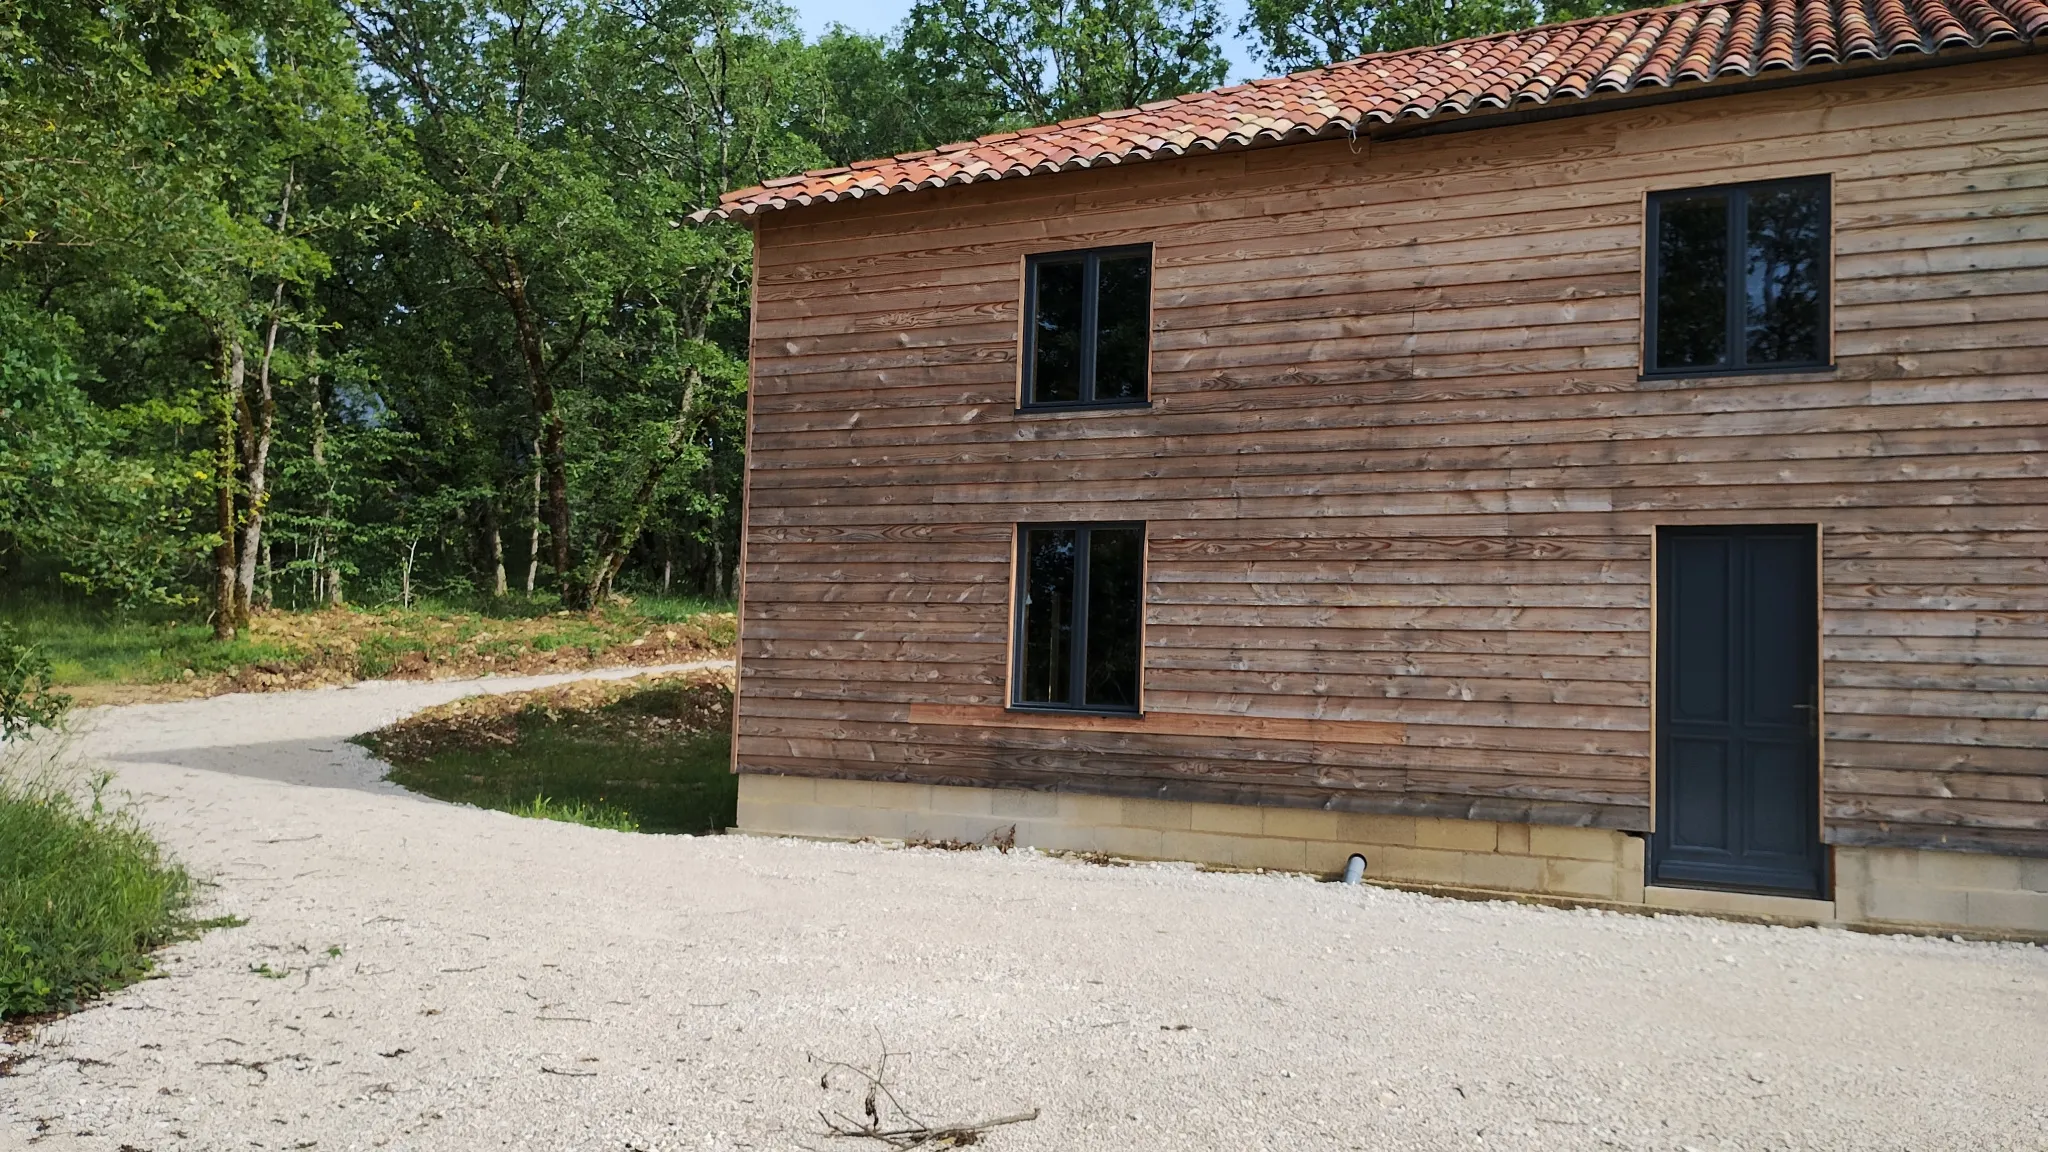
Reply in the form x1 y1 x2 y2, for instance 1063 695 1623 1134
1022 245 1151 408
1013 523 1144 713
1645 176 1831 376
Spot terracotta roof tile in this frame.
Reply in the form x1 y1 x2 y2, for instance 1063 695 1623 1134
705 0 2047 220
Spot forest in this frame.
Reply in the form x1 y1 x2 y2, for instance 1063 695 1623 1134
1 0 1639 635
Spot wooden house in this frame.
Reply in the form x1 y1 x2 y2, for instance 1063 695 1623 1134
704 0 2048 936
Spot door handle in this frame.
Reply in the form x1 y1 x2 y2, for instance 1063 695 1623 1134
1791 702 1817 736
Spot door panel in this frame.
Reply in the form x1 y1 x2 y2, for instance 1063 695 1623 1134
1652 526 1825 898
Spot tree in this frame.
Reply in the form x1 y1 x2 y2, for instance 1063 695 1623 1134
329 0 804 608
3 0 1104 625
898 0 1230 143
0 0 364 632
1242 0 1640 72
796 27 929 167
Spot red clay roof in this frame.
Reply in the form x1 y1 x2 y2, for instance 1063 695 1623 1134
707 0 2046 220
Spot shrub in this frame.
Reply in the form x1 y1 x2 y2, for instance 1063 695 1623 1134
0 623 70 738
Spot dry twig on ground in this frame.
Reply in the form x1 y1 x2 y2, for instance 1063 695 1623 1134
810 1050 1037 1149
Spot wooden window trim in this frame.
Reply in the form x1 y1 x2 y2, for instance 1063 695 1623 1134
1019 244 1153 410
1641 175 1834 380
1009 521 1146 715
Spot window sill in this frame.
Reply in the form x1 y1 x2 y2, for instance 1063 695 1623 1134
1005 703 1144 718
1638 363 1837 386
1013 400 1152 416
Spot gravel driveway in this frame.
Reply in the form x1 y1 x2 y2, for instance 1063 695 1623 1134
3 672 2044 1152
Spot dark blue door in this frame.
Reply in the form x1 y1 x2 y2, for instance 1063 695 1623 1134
1652 526 1825 898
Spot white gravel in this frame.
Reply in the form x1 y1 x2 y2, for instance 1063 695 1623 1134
3 671 2045 1152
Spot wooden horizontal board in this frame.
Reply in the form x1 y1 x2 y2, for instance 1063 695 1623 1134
1144 668 1649 708
905 702 1404 747
739 758 1647 829
1825 660 2048 694
1827 768 2048 803
1145 647 1650 683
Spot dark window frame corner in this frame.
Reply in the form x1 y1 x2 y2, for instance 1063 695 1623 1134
1020 243 1154 410
1643 174 1833 380
1009 521 1147 715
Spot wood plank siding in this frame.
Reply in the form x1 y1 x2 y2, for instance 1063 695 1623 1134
735 55 2048 853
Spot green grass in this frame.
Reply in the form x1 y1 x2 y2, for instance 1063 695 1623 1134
0 589 736 690
1 768 203 1018
2 596 296 686
373 685 737 835
506 793 643 832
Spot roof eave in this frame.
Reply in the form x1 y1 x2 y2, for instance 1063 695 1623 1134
694 33 2046 224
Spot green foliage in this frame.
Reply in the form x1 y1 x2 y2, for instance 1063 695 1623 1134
0 624 70 739
0 301 210 608
899 0 1230 141
1241 0 1649 71
0 771 197 1017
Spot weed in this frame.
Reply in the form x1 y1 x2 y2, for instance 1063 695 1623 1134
248 963 290 980
506 794 642 833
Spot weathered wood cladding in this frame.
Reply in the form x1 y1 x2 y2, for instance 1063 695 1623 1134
735 56 2048 851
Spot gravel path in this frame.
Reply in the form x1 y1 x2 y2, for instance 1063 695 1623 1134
3 673 2044 1152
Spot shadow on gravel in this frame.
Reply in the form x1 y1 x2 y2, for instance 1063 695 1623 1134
105 738 423 796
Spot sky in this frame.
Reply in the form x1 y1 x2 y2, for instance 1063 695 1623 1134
788 0 1268 84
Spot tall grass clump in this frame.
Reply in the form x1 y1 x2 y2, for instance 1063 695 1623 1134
0 770 196 1016
1 628 197 1018
506 793 642 832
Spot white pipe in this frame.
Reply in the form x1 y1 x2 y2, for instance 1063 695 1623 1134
1342 854 1367 885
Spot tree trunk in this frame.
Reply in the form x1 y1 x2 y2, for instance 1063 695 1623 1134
234 169 294 620
212 338 246 640
661 538 672 596
234 281 284 619
712 535 725 600
525 436 542 596
401 536 420 608
486 500 507 597
580 369 700 607
498 247 572 594
309 376 343 607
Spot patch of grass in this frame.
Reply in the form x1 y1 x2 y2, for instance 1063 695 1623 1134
362 671 736 835
1 768 200 1018
0 589 735 702
506 793 642 832
3 596 297 686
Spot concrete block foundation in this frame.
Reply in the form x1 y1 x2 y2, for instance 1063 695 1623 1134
738 774 2048 939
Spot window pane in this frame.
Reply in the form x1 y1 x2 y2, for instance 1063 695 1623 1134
1092 254 1150 402
1030 260 1084 404
1654 193 1729 372
1745 184 1826 366
1083 528 1143 709
1020 528 1076 704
